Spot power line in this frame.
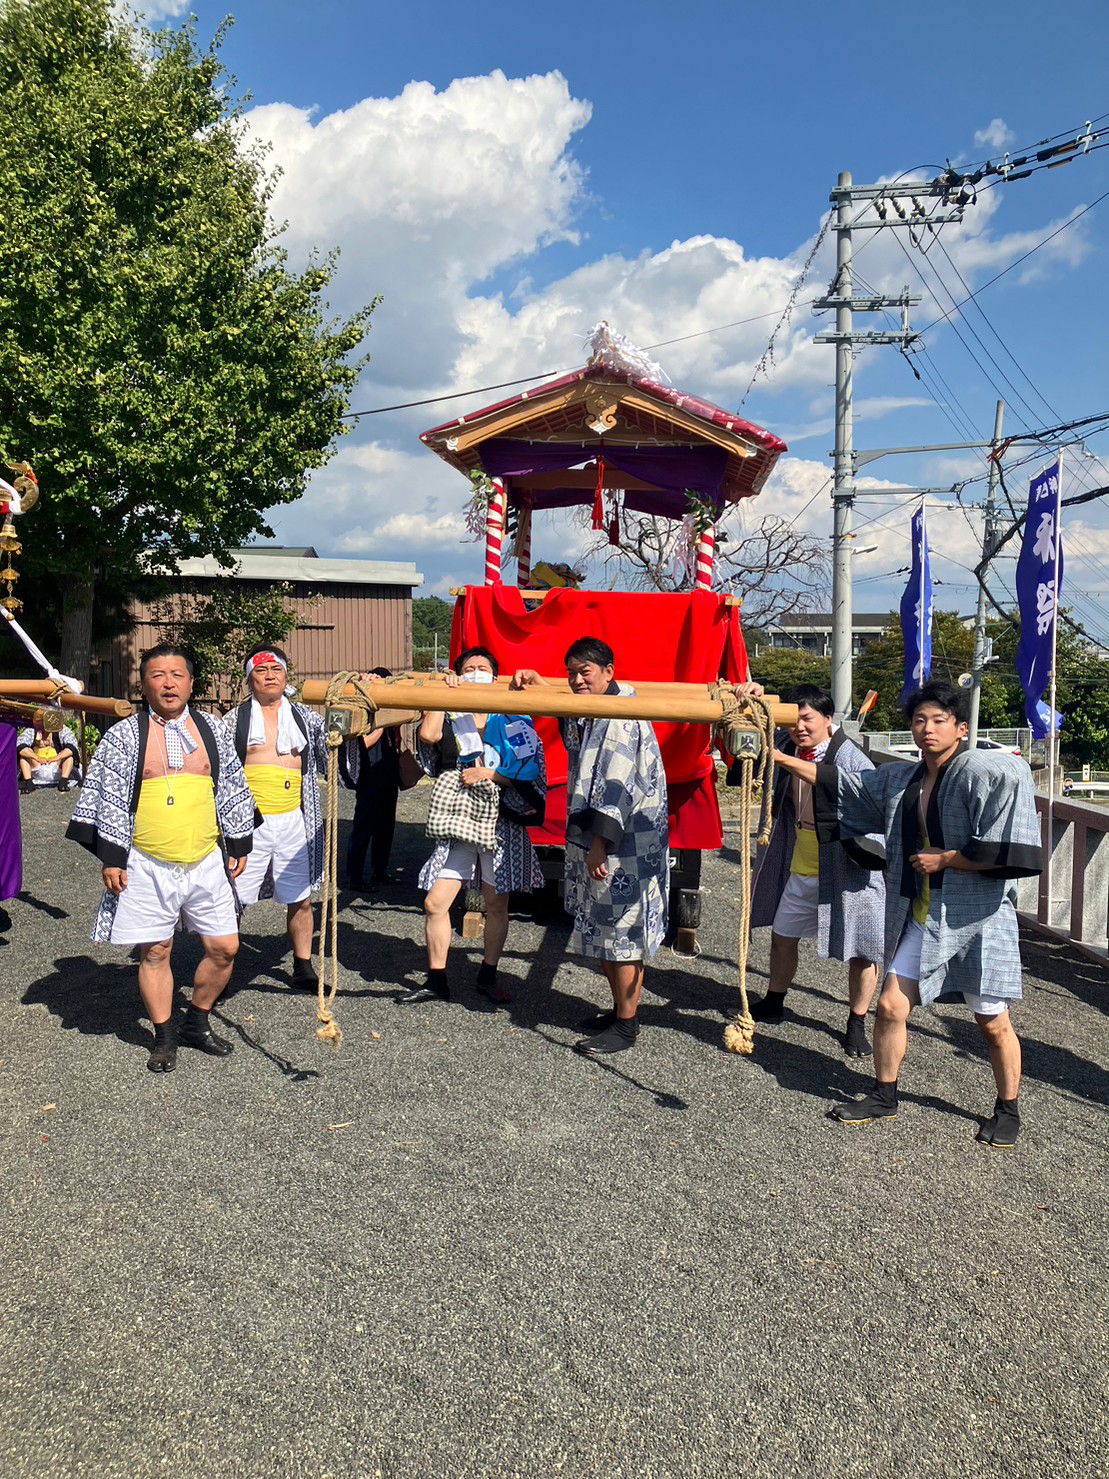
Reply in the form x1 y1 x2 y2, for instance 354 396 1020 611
916 185 1109 336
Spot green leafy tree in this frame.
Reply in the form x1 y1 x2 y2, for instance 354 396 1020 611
854 610 1014 731
991 614 1109 767
412 595 455 669
746 643 832 700
150 579 304 704
0 0 375 680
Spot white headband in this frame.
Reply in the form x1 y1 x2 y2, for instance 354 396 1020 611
244 651 288 678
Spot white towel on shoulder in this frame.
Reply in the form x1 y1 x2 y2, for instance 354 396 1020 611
247 697 304 755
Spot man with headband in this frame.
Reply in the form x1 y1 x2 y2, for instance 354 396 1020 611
67 644 256 1073
225 643 328 989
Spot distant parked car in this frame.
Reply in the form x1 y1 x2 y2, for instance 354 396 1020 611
973 737 1025 759
884 736 1025 761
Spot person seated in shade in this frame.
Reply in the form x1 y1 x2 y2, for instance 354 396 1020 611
406 646 546 1009
17 722 79 793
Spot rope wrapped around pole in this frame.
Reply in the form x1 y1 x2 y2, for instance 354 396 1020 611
711 689 778 1055
314 672 381 1047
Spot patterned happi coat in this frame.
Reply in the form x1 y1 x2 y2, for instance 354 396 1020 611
814 749 1042 1005
416 718 546 894
224 699 328 894
66 711 257 943
562 683 669 963
750 728 885 964
16 724 80 760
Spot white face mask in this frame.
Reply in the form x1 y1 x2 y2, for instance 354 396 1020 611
459 669 495 685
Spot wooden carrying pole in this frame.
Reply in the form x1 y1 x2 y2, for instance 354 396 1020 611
302 673 780 703
301 677 797 730
0 684 133 718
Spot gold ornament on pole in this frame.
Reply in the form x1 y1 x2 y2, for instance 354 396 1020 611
0 461 38 614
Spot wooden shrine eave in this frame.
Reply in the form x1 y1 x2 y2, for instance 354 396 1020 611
426 379 761 464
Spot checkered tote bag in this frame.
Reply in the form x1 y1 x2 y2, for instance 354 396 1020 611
425 768 499 851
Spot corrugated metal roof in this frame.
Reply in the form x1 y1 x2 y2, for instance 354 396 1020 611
172 554 423 588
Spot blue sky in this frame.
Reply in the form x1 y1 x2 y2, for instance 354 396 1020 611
141 0 1109 635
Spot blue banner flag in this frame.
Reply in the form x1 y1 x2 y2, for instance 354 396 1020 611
1015 458 1064 740
899 505 933 706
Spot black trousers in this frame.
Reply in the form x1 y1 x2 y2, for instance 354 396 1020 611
347 761 399 883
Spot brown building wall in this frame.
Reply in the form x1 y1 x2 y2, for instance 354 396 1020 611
106 580 413 706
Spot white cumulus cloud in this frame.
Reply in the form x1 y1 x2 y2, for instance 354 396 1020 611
974 118 1016 151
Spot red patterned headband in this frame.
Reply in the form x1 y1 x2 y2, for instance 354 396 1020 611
244 651 287 677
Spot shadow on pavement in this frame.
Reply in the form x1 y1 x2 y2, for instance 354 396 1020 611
23 953 149 1049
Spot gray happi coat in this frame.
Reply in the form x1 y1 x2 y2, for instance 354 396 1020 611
562 683 669 963
66 710 257 943
750 728 885 964
224 699 328 893
814 750 1042 1005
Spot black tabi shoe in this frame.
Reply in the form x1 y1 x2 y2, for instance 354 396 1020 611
291 957 318 990
398 979 450 1006
574 1019 639 1057
830 1082 898 1126
843 1012 872 1058
147 1022 177 1074
577 1008 616 1034
475 963 511 1006
18 780 33 795
750 993 787 1023
976 1097 1021 1148
178 1023 234 1057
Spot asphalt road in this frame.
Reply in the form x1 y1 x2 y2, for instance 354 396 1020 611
1 784 1106 1479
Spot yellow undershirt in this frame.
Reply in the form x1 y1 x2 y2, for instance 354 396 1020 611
133 775 218 865
913 828 931 926
33 745 58 762
791 825 820 878
244 764 302 816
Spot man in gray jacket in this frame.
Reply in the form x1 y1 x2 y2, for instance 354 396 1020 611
744 684 885 1058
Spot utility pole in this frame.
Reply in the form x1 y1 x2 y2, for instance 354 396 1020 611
814 174 964 717
967 400 1005 748
827 174 854 721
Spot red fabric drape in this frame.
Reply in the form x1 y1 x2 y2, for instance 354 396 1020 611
449 585 749 849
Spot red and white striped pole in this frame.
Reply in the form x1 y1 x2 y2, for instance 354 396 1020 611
516 494 533 587
484 480 506 586
693 523 716 589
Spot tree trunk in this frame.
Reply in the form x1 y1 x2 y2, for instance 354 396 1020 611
59 573 95 685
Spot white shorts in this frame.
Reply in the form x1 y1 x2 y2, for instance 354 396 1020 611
31 762 60 786
110 847 237 945
886 920 1010 1017
236 809 312 906
437 840 497 888
771 873 820 940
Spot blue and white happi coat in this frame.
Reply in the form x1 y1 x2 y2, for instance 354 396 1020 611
750 728 885 964
562 683 669 963
814 749 1042 1005
17 724 80 757
66 711 257 943
416 716 546 894
223 699 328 893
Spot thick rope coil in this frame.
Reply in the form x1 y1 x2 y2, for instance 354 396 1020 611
711 685 780 1055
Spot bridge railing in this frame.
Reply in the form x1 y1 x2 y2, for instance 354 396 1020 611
862 740 1109 964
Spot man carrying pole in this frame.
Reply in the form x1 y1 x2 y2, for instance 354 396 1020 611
773 681 1042 1146
512 638 669 1057
745 683 885 1057
225 644 328 989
